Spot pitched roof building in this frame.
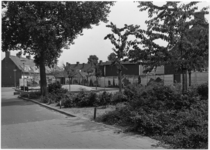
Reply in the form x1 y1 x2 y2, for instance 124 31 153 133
1 51 61 87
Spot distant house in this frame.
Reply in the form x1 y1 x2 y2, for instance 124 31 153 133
54 61 165 86
100 61 164 77
54 62 95 85
1 51 61 87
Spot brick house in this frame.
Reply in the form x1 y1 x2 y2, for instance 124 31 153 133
1 51 61 87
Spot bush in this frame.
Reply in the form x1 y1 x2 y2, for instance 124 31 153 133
97 91 112 106
111 92 127 104
98 83 208 149
28 91 41 99
197 83 208 99
124 83 144 100
48 82 62 93
96 104 133 125
74 91 97 107
47 87 68 104
62 93 76 108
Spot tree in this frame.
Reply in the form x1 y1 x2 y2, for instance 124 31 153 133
94 62 102 90
2 1 114 96
104 22 140 93
87 55 99 66
84 67 94 86
129 2 208 93
87 55 102 89
63 63 77 91
107 52 116 61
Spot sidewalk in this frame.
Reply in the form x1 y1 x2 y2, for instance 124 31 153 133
21 97 167 149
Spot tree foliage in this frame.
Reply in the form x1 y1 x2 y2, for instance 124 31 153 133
87 55 102 88
104 22 140 93
2 1 114 95
107 52 117 61
87 55 99 66
63 63 77 81
129 2 209 72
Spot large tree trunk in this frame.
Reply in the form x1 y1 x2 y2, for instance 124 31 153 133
118 70 122 93
40 54 47 97
182 67 187 93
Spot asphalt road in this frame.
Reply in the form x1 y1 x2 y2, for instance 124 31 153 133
1 87 164 149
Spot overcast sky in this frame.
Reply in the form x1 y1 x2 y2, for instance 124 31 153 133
1 1 209 67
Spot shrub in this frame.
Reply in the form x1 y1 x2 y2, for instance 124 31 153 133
98 83 208 149
96 105 132 125
74 91 97 107
88 92 99 106
124 83 144 100
62 93 76 108
97 91 112 106
111 92 127 104
48 82 62 93
197 83 208 99
28 91 41 99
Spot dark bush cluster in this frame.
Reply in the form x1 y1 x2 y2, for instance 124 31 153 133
28 91 41 99
98 83 208 149
47 90 127 108
197 83 208 99
47 82 68 103
97 91 112 106
48 82 62 93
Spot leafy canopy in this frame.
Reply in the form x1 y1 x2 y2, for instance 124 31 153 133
107 52 117 61
128 2 209 72
2 1 114 67
104 22 141 71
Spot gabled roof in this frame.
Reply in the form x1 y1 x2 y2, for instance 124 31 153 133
9 55 61 74
54 63 95 78
54 70 88 78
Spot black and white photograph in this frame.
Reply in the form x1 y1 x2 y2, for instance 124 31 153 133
1 1 209 149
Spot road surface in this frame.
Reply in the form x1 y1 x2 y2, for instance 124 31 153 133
1 87 163 149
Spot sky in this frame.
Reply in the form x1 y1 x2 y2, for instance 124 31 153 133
1 1 209 67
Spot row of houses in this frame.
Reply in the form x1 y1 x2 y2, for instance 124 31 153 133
2 12 208 87
1 51 208 87
55 60 208 87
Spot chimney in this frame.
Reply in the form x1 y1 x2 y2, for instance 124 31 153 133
5 51 10 58
99 60 103 64
26 55 31 59
82 63 85 68
76 61 79 65
194 12 205 21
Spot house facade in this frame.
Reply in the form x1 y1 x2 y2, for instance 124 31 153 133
1 51 61 87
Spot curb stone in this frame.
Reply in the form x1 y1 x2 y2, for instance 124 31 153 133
21 97 76 118
21 97 121 130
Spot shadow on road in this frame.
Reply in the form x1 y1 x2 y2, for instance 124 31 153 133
1 98 35 107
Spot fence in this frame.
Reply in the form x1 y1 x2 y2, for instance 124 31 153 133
98 71 208 87
60 71 208 88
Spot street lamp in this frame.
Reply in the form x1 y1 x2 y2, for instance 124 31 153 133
13 69 17 88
